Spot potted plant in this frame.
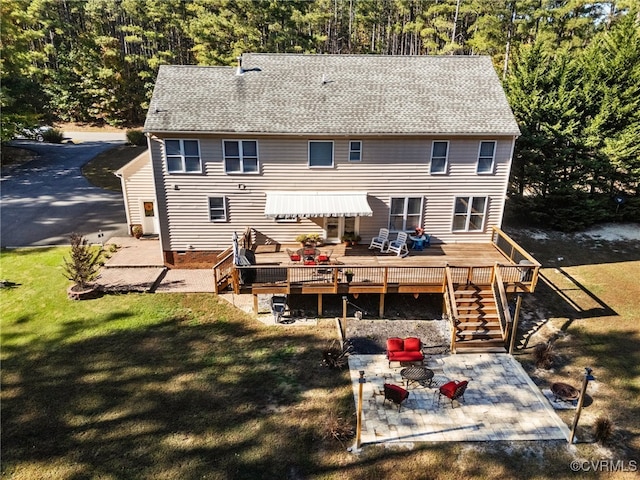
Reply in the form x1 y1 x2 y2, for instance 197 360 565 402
63 233 103 300
131 224 143 239
296 233 323 247
341 233 353 246
352 234 361 246
345 269 354 283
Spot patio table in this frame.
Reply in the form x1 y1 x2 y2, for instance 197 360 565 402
401 366 434 388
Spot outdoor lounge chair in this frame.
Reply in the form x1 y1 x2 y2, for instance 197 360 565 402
383 383 410 412
437 380 468 408
387 232 409 257
369 228 390 252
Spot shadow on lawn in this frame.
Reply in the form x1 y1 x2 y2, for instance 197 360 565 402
0 315 350 479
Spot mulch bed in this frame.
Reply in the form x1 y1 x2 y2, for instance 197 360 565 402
287 293 451 354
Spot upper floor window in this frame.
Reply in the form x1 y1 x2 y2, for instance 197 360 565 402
309 141 334 167
224 140 258 173
165 139 201 173
453 196 487 232
430 141 449 174
389 197 423 231
208 196 227 222
477 141 496 174
349 141 362 162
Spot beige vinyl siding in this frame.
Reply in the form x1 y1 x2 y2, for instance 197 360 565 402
150 134 515 251
119 151 156 227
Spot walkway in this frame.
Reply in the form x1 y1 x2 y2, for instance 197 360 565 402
98 237 215 293
349 353 570 444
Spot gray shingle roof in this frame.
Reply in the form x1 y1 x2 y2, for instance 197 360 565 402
144 54 520 136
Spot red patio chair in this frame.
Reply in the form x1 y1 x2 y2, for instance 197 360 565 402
383 383 410 412
437 380 468 408
286 248 301 262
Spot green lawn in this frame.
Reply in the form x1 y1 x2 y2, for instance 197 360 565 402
2 246 638 479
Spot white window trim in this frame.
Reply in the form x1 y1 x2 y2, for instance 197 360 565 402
349 140 362 162
430 140 449 175
208 196 228 222
165 139 202 174
223 139 259 174
388 196 424 232
308 140 334 168
476 140 496 174
452 195 488 232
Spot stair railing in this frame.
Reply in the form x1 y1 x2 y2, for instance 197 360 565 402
492 263 512 343
444 265 460 353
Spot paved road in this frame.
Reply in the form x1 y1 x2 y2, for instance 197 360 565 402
1 132 129 247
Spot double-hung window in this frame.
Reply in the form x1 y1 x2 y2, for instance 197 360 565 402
165 139 201 173
430 141 448 174
389 197 423 231
349 141 362 161
223 140 258 173
208 196 227 222
309 141 334 167
477 141 496 174
452 196 487 232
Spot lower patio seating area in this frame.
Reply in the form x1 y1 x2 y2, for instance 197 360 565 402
348 353 570 444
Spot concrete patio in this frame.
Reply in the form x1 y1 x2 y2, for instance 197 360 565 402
349 353 570 444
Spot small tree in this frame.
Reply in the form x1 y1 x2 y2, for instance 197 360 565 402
62 233 102 290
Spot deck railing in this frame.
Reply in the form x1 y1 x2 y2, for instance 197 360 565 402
212 246 234 293
230 264 448 294
491 226 540 291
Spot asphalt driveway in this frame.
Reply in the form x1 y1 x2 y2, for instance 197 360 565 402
1 132 128 247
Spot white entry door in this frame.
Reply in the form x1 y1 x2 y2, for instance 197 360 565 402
141 200 159 234
324 216 358 243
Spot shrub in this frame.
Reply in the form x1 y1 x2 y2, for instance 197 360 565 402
322 340 353 369
62 233 103 290
126 129 146 146
593 416 614 444
42 128 64 143
322 410 355 447
533 341 556 369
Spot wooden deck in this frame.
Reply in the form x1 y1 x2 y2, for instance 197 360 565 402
212 227 540 353
214 227 540 299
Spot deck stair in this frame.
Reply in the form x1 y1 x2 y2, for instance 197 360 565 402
453 283 506 353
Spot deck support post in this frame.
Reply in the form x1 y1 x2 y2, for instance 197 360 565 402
318 294 323 316
342 296 348 339
379 294 385 317
253 294 258 315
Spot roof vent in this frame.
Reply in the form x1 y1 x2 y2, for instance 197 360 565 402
236 56 243 76
236 55 261 76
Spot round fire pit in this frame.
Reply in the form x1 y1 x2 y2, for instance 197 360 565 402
551 382 579 402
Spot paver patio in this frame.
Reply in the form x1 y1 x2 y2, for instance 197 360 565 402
349 353 570 444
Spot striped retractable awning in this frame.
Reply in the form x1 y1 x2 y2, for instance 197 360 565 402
264 191 372 218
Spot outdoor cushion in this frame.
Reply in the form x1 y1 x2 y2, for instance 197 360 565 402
404 337 421 352
439 380 458 398
290 254 301 261
386 337 404 353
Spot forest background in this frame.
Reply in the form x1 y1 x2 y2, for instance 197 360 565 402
1 0 639 230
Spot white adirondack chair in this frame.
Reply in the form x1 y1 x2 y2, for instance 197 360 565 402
368 228 390 252
387 232 409 257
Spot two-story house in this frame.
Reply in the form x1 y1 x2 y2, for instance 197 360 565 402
119 53 540 352
137 53 520 268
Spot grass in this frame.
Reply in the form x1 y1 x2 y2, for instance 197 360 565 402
2 235 639 478
81 145 147 192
